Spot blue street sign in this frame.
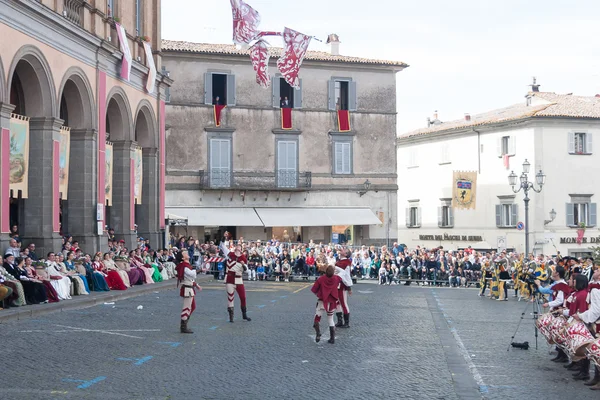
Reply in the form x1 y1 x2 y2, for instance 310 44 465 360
516 222 525 231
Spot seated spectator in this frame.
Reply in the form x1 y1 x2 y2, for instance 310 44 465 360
63 252 90 294
83 254 110 292
27 243 39 261
130 250 154 284
0 281 12 309
45 252 72 300
378 261 387 285
4 239 20 258
98 253 126 290
0 255 26 306
4 255 48 304
24 257 59 302
105 252 135 287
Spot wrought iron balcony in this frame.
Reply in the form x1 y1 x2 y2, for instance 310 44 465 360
63 0 85 26
199 170 312 190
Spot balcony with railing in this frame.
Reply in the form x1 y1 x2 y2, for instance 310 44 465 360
63 0 85 26
200 170 312 190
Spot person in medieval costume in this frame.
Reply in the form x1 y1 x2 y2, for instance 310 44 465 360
226 245 251 323
574 266 600 389
176 251 202 334
334 249 353 329
311 265 342 344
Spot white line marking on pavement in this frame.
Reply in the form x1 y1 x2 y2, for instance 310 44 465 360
432 290 488 394
53 325 160 339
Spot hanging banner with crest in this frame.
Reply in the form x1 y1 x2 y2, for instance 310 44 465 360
452 171 477 210
133 147 143 204
105 142 113 206
59 126 71 199
9 114 30 198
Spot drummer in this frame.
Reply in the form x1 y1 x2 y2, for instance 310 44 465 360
564 275 590 381
574 266 600 389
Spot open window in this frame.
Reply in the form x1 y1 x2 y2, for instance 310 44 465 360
204 72 236 106
568 132 592 155
328 78 356 111
272 77 302 108
497 135 516 157
406 202 421 228
566 195 597 227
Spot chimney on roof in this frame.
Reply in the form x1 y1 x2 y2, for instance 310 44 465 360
327 34 340 56
530 76 540 92
464 113 471 121
427 117 431 127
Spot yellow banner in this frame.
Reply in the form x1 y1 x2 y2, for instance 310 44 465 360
134 147 143 204
9 114 30 198
452 171 477 210
59 126 70 199
105 142 113 206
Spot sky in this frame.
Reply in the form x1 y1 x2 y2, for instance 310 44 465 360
162 0 600 133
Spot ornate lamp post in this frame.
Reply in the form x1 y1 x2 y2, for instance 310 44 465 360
508 159 546 257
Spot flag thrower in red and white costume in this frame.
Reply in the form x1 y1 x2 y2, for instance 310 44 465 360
226 245 251 322
176 251 202 334
311 265 342 344
335 249 353 329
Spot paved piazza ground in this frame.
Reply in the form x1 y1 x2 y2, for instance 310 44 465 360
0 280 592 399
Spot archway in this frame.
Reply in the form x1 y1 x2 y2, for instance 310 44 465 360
57 68 96 250
105 87 135 249
133 101 160 248
7 46 60 255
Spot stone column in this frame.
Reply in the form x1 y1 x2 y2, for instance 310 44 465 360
137 147 160 248
68 128 105 254
323 226 333 244
0 103 15 251
111 140 136 250
23 117 63 255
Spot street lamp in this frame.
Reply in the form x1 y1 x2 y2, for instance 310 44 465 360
508 159 545 257
358 179 371 197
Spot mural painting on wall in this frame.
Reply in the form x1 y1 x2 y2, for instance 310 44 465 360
59 127 71 199
452 171 477 210
105 142 113 206
9 114 30 198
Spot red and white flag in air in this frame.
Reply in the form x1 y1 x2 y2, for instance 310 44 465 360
277 27 311 89
230 0 261 44
249 39 271 88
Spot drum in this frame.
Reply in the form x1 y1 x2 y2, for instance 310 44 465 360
566 321 595 357
536 313 555 343
586 338 600 367
549 316 568 349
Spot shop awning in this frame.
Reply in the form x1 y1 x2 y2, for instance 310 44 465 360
165 207 263 227
254 207 381 227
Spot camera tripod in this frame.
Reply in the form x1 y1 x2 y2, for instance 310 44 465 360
507 290 546 351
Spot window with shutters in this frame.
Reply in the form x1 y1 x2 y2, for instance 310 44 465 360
135 0 142 35
333 141 352 175
272 76 302 108
568 132 592 155
209 138 231 188
204 72 236 106
438 202 454 228
495 203 518 228
406 206 421 228
496 135 517 157
107 0 117 17
566 198 596 227
328 78 357 111
161 66 170 102
276 140 298 188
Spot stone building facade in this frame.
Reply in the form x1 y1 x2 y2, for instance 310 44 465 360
0 0 170 254
162 39 406 245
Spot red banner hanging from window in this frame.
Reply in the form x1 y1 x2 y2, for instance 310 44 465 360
277 27 311 89
214 105 226 127
230 0 261 44
281 108 293 129
337 110 351 132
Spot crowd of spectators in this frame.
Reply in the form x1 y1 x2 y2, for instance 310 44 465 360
191 237 485 287
0 226 187 310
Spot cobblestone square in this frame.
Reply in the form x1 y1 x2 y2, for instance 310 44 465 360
0 281 591 399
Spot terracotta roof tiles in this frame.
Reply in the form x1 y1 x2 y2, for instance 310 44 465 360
161 39 408 68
